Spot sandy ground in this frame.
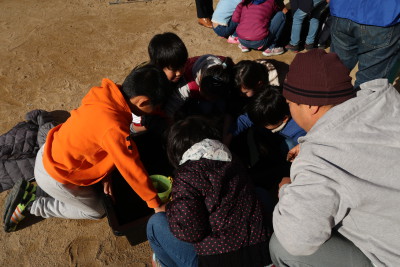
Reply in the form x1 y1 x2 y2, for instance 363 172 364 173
0 0 398 266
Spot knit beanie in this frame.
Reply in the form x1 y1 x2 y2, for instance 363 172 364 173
283 49 355 106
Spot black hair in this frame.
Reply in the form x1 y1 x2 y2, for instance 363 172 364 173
121 64 169 107
199 57 234 100
148 32 188 70
233 60 269 93
166 116 222 168
246 85 290 127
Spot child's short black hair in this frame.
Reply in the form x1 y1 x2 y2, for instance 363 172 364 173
200 57 233 100
167 116 222 168
247 85 290 127
233 60 269 92
121 64 169 107
148 32 188 70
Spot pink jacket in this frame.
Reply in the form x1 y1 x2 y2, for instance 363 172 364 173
232 0 280 41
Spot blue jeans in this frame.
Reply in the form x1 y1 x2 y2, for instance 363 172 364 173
330 17 400 88
239 11 286 50
290 0 324 46
213 20 238 38
147 212 198 267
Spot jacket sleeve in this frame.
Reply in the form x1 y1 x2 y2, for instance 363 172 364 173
273 153 352 256
102 127 161 208
166 169 210 243
232 2 243 23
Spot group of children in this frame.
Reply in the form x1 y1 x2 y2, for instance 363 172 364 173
211 0 330 56
133 32 308 266
4 31 305 266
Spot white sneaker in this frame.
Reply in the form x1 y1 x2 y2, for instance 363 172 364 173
262 47 284 57
238 44 250 52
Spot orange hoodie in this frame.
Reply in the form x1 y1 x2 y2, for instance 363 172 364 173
42 78 161 208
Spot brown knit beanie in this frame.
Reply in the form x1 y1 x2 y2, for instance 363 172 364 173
283 49 355 106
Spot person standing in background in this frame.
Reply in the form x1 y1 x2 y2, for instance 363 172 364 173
195 0 213 28
329 0 400 88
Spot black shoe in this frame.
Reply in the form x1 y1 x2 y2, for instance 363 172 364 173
285 44 300 53
305 43 315 50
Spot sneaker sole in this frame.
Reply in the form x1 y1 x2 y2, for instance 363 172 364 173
227 39 239 44
262 51 285 57
3 180 35 232
238 44 250 52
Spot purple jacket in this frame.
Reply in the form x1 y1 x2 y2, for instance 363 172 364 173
232 0 279 41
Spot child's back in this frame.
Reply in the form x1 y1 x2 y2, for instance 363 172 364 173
233 0 280 41
167 139 269 266
147 116 271 267
232 0 287 55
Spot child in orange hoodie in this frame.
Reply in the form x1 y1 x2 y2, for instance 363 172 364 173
4 65 169 231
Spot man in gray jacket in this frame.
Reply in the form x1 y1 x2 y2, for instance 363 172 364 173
270 49 400 266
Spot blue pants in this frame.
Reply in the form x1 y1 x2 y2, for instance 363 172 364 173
239 11 286 50
147 212 198 267
213 20 238 38
289 0 324 46
330 16 400 88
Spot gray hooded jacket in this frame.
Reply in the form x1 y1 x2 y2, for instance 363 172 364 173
273 79 400 266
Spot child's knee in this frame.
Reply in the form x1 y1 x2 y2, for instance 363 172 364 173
146 212 168 240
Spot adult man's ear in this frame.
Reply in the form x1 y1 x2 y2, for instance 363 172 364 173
309 105 321 115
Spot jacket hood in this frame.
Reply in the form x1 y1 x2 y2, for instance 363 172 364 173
81 78 131 115
180 139 232 165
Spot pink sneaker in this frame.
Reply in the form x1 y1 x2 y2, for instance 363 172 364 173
238 44 250 52
227 35 239 44
262 47 284 57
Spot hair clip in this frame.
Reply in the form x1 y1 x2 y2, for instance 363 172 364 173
222 62 227 69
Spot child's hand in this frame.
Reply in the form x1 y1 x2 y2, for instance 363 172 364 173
130 123 147 134
287 144 300 162
279 177 291 189
278 177 291 198
102 176 115 202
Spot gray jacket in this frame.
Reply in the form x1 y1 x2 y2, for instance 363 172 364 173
273 79 400 266
0 109 69 192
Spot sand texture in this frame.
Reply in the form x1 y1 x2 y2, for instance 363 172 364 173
0 0 398 266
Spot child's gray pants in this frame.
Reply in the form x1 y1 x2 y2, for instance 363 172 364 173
30 145 105 220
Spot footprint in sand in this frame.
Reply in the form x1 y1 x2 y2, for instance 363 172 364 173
66 237 101 266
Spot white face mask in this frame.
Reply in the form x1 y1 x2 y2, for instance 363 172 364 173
270 121 287 133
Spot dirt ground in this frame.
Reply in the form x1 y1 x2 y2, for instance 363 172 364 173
0 0 398 266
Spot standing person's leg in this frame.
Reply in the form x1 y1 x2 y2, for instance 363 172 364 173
355 23 400 88
30 145 105 219
270 232 374 267
287 8 308 49
330 17 359 72
147 212 198 267
304 0 325 47
317 15 332 48
195 0 213 28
